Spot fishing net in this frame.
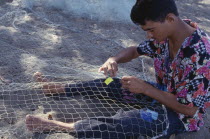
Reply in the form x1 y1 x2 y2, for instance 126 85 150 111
0 0 168 139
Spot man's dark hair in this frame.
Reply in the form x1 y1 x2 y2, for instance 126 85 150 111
130 0 179 25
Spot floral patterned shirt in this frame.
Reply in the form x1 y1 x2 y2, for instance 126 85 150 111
137 25 210 131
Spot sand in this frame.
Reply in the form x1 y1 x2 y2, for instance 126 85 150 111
0 0 210 138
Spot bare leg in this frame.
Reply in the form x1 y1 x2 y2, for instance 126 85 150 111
26 115 75 132
33 72 66 95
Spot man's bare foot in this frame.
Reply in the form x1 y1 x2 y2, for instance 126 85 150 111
26 115 75 133
33 72 50 82
33 72 66 95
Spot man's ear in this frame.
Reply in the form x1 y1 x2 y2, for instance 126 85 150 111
165 13 176 23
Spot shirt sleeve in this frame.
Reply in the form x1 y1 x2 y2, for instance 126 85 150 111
175 39 210 131
137 39 158 58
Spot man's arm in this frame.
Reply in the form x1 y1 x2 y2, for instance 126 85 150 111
121 76 198 117
98 46 140 77
144 84 198 116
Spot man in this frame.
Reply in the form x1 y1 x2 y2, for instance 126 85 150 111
26 0 210 138
100 0 210 132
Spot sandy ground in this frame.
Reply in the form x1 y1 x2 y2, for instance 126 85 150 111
0 0 210 138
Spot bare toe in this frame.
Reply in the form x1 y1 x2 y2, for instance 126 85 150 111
33 72 49 82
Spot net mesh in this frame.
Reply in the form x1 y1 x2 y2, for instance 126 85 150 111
0 1 168 139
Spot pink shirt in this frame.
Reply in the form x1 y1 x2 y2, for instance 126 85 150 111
137 26 210 131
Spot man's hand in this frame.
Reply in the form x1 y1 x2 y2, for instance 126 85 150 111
98 47 140 77
121 76 151 94
98 58 118 77
122 76 199 117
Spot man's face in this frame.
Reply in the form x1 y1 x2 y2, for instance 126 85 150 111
141 20 171 42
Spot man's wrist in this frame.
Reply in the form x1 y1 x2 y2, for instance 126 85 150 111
109 57 119 63
142 83 155 95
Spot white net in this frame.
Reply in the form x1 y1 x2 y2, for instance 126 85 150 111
0 0 170 139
